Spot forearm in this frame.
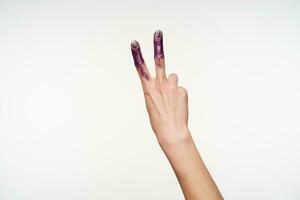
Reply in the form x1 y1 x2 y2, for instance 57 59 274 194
159 129 223 200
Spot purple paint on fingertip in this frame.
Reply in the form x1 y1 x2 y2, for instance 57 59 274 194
131 40 144 67
154 30 164 60
131 40 149 80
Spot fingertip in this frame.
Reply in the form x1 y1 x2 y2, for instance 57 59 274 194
131 40 145 67
168 73 178 86
131 40 139 48
178 86 188 95
130 40 150 81
168 73 178 80
154 29 164 60
154 29 163 37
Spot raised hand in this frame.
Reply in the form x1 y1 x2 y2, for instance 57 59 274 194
130 30 223 200
130 30 190 147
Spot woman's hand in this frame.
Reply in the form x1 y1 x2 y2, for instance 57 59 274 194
130 30 191 148
130 30 223 200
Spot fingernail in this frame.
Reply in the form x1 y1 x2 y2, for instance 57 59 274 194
154 30 164 59
131 40 145 68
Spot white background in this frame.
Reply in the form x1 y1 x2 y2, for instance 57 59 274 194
0 0 300 199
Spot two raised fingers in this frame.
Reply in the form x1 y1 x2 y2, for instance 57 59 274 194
130 30 167 85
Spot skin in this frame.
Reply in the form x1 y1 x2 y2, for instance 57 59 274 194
130 30 223 200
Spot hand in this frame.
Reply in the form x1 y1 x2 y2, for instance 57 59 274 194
130 30 191 148
130 30 223 200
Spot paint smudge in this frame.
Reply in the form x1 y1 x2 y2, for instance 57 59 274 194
154 30 164 64
131 40 149 80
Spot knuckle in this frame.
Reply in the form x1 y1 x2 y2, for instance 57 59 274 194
144 85 157 96
167 83 177 92
143 90 150 96
178 87 188 97
168 73 178 81
167 73 178 91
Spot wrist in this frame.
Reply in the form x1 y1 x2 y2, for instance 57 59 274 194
157 127 194 152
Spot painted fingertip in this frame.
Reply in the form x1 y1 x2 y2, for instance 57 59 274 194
154 29 163 38
131 40 145 67
154 29 164 60
131 40 139 48
130 40 149 80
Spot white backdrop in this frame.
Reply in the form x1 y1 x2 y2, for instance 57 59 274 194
0 0 300 199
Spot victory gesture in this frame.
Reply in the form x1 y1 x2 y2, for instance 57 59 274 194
130 30 189 147
130 30 223 200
